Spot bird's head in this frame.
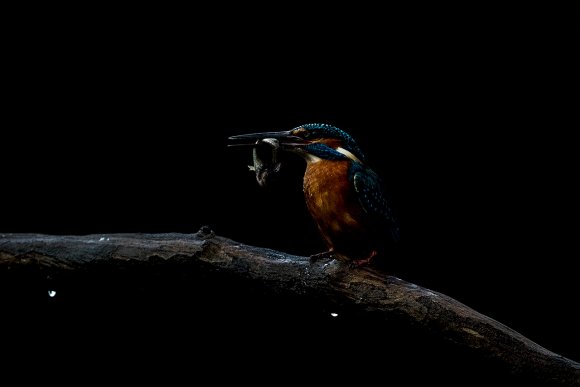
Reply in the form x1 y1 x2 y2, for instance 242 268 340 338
228 123 365 163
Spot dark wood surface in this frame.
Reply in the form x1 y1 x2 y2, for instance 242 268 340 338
1 228 578 386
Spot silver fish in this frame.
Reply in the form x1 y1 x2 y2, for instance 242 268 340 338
248 138 281 187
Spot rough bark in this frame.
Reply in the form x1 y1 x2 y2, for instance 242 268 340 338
0 228 578 385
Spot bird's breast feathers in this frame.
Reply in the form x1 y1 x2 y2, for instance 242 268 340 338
303 160 363 231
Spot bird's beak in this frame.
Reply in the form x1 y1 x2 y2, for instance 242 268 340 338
228 130 307 148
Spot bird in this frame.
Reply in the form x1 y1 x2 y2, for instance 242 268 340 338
229 123 399 266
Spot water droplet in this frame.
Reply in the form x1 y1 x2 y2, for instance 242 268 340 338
48 290 56 298
330 312 338 317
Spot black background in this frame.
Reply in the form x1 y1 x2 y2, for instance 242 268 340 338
1 4 576 383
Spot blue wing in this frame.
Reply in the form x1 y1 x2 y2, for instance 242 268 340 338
351 163 400 242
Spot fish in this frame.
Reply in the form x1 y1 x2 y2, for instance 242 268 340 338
248 138 281 187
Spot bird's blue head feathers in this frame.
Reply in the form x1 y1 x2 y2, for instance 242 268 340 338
292 123 366 162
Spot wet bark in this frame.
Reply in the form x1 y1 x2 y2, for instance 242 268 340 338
0 228 578 385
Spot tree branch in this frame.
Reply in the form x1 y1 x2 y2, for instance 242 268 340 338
0 228 578 385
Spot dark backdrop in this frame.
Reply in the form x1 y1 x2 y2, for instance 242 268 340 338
1 4 575 381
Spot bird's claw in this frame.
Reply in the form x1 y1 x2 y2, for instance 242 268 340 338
350 251 378 268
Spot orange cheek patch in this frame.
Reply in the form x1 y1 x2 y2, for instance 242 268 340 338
317 138 342 149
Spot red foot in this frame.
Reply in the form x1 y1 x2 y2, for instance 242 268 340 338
352 250 378 267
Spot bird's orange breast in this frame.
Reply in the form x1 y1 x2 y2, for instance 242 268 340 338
303 160 372 260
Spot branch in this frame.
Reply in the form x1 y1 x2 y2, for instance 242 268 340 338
1 228 578 385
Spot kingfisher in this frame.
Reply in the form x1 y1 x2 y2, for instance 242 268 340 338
229 123 399 266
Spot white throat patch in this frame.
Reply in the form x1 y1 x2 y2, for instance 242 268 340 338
304 153 323 163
